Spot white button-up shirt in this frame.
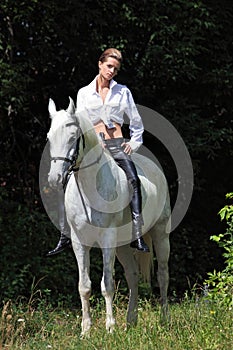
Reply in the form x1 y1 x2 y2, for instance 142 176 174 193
76 76 144 152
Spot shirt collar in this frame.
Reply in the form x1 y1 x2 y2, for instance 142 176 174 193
89 75 117 94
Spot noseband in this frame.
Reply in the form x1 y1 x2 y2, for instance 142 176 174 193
51 156 74 164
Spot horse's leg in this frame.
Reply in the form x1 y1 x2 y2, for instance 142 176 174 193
151 221 170 322
101 246 116 333
72 238 92 336
116 245 139 326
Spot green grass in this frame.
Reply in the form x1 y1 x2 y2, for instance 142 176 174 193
1 296 232 350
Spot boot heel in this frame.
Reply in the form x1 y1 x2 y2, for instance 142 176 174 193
130 237 150 253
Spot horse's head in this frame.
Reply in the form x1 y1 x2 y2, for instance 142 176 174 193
47 97 81 188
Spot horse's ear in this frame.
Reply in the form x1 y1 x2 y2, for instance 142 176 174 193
48 98 57 117
67 96 75 115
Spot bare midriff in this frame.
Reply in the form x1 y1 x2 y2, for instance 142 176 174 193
94 120 123 140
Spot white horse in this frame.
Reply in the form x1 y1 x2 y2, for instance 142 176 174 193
47 97 171 336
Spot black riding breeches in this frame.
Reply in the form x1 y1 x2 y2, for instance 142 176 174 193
104 138 142 217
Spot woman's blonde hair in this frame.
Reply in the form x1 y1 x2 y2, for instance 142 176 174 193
99 48 122 63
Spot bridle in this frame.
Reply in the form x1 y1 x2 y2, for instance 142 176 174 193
50 134 103 172
50 128 103 191
50 121 82 165
50 156 75 164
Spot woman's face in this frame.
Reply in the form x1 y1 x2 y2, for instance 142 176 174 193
98 57 121 80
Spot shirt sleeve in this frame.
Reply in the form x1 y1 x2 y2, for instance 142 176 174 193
125 89 144 152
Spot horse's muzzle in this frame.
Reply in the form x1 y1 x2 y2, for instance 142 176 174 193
48 172 63 189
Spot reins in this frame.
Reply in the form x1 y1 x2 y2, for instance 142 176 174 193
51 156 74 163
71 148 103 172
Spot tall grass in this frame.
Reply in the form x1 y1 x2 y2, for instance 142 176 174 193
1 295 232 350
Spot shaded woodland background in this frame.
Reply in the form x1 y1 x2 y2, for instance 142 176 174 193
0 0 233 304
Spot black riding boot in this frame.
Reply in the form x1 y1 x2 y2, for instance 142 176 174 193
46 190 71 257
46 233 71 257
104 138 149 253
127 176 149 252
124 170 149 253
130 214 150 253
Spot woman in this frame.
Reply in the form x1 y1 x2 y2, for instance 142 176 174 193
47 48 149 255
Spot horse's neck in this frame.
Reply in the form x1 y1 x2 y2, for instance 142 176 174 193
77 134 123 187
77 118 126 194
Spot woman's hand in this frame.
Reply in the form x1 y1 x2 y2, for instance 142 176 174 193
121 142 132 155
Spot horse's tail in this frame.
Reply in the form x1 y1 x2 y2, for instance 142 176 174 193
135 233 154 285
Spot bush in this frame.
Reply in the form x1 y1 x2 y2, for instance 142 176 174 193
205 192 233 307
